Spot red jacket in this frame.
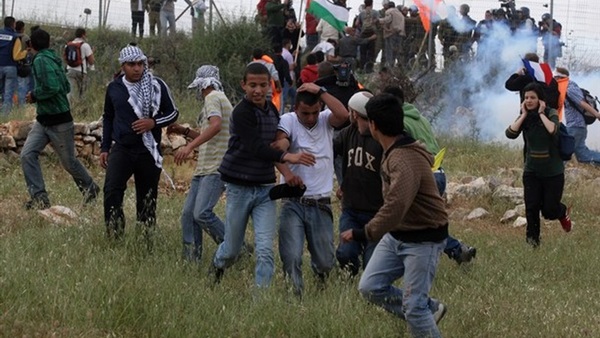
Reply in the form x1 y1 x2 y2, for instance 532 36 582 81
300 64 318 84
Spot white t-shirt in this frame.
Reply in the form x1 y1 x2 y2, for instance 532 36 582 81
311 41 335 57
281 48 295 81
66 38 93 74
278 110 334 197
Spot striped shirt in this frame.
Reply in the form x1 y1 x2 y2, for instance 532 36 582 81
194 91 232 176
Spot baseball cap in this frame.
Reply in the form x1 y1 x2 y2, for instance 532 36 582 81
348 91 373 118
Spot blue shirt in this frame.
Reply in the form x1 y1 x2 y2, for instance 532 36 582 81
564 80 586 128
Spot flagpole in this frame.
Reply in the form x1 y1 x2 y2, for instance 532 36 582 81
294 0 305 64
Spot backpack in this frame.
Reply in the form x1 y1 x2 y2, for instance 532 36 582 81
64 41 84 68
566 87 598 125
17 52 33 77
16 37 33 77
558 122 575 161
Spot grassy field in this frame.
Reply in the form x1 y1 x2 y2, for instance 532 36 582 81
2 136 600 338
2 19 600 338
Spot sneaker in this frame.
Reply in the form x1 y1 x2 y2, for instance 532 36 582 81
84 183 100 204
208 263 224 284
526 237 540 248
454 245 477 264
24 196 50 210
559 207 572 232
433 302 447 324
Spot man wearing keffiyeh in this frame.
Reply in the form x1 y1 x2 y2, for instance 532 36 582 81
167 65 251 262
100 45 179 240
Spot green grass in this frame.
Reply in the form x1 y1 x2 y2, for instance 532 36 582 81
4 17 600 338
2 142 600 337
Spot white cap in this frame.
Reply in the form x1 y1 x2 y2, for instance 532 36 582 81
348 91 373 118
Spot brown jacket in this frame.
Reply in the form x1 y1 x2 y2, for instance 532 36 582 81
379 7 405 38
365 136 448 242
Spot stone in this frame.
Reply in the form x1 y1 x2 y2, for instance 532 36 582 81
38 205 78 225
73 123 90 135
465 207 489 220
169 135 187 150
83 136 96 143
0 135 16 149
8 120 34 140
500 209 519 223
512 216 527 228
492 185 524 205
515 204 526 216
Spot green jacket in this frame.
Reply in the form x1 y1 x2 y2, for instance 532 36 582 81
266 2 285 27
403 103 440 155
506 108 563 177
32 48 72 125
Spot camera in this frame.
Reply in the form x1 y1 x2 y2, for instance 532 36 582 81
334 62 353 87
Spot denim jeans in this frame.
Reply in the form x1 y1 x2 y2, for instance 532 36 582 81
17 75 30 106
181 174 226 261
160 10 176 36
359 234 445 338
103 143 161 237
336 208 378 276
66 69 88 104
280 82 296 115
523 172 566 243
434 170 464 258
279 199 335 293
21 121 97 201
213 183 277 287
567 126 600 165
384 34 403 68
0 65 18 115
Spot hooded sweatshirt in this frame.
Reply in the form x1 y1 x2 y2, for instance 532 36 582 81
402 103 440 155
360 135 449 243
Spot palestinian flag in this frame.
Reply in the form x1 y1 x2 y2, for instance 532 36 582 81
307 0 349 33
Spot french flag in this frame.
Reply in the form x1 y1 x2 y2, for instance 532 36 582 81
522 59 553 86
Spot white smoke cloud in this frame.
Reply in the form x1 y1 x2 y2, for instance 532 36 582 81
422 11 600 154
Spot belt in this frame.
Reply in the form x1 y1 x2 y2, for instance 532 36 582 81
288 196 331 207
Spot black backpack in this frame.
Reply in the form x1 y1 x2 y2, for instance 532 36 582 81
17 52 33 77
566 87 598 125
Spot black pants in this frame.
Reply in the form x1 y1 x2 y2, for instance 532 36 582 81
103 144 161 237
132 11 145 37
523 171 567 243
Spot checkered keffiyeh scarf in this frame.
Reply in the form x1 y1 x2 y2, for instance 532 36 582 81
119 46 163 168
187 65 223 92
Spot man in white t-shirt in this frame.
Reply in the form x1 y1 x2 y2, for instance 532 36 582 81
274 82 349 296
65 28 95 104
311 39 337 63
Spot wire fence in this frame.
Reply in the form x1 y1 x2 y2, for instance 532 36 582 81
11 0 600 67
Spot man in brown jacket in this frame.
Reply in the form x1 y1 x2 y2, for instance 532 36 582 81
341 93 447 338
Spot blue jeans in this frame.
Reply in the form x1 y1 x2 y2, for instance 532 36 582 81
567 126 600 165
17 76 30 106
336 208 378 276
160 10 176 36
359 234 445 338
278 199 335 293
433 170 462 258
0 65 18 115
213 183 277 287
384 34 403 68
21 121 97 201
280 82 296 115
181 174 226 261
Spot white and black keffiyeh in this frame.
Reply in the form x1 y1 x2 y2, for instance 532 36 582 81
187 65 223 92
119 46 163 168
